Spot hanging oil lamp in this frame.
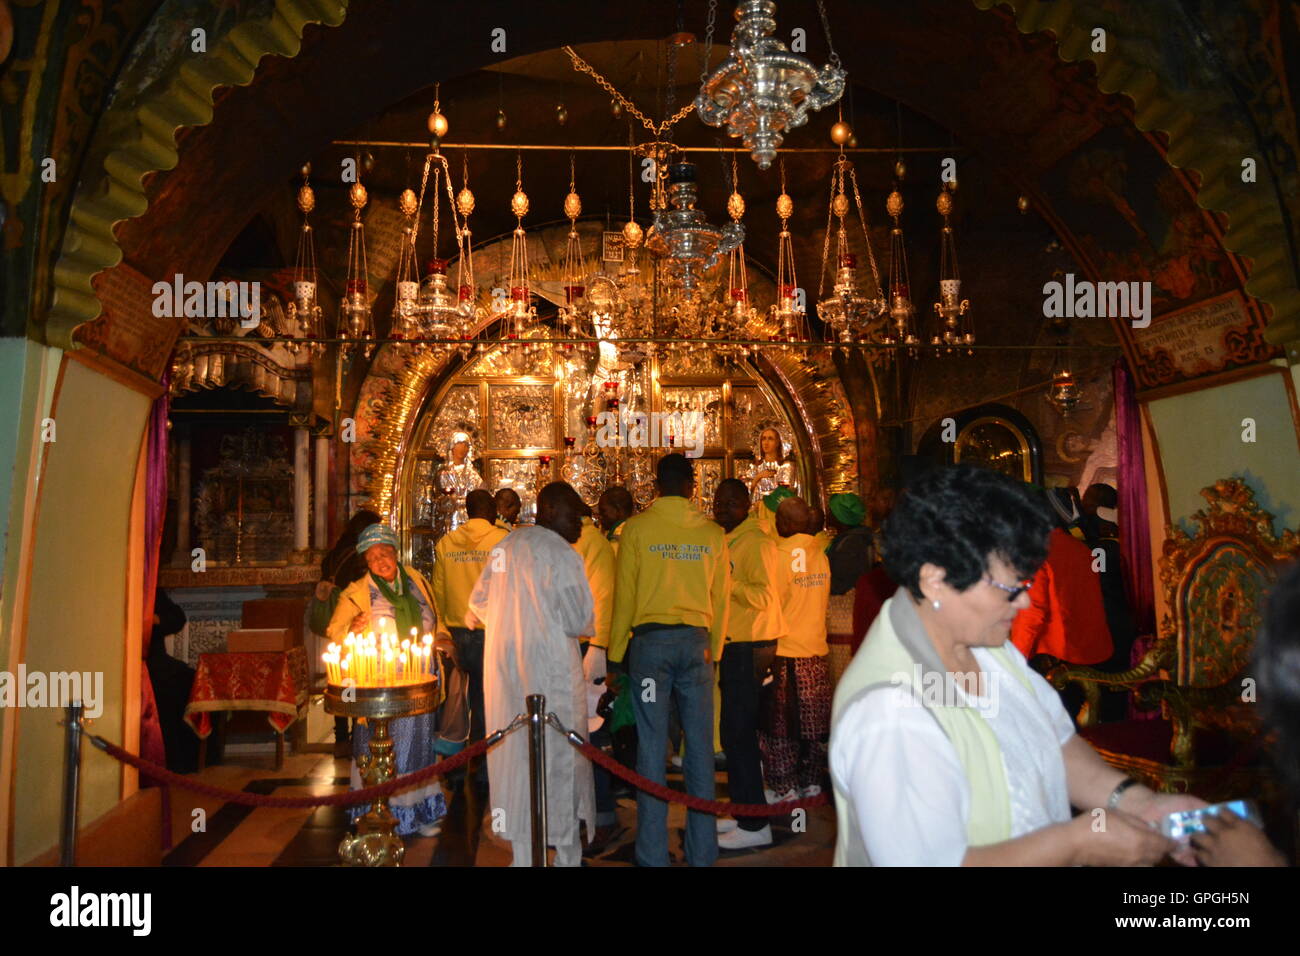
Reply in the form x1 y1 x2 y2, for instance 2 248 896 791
339 175 373 354
286 164 323 354
932 187 973 354
816 155 886 347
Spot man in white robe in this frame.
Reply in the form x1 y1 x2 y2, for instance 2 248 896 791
467 481 596 866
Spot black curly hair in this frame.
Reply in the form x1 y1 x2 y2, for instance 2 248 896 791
1256 560 1300 807
881 464 1053 600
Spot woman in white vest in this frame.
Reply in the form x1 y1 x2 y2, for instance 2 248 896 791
829 465 1204 866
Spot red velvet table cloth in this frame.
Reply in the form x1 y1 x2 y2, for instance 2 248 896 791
184 647 308 738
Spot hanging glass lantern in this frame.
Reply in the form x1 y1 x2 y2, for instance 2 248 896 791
392 188 421 341
1046 347 1082 417
932 188 974 354
771 182 809 350
882 188 919 350
339 180 373 352
286 166 323 354
815 156 886 347
499 155 536 343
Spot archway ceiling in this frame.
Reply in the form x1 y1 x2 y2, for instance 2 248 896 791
66 0 1273 396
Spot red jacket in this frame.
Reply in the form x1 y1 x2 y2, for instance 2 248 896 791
1010 528 1113 665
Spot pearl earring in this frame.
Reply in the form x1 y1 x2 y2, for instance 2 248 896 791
931 599 941 611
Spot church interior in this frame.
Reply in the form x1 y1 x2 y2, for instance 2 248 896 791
1 0 1299 877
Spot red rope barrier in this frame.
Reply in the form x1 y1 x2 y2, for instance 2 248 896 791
571 738 830 816
90 726 830 817
90 735 490 808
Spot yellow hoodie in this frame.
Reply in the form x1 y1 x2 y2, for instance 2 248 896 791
609 496 731 663
775 532 831 657
433 517 509 635
574 517 616 649
723 515 786 646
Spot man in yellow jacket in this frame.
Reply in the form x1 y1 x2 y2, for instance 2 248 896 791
573 498 619 841
712 478 786 849
762 496 832 804
597 485 635 556
609 453 730 867
433 489 508 776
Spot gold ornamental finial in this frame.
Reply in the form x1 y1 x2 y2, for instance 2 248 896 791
936 190 953 218
727 190 745 221
456 153 475 218
563 153 581 220
398 188 418 217
297 184 315 214
511 152 529 219
886 189 904 221
623 220 643 248
776 159 793 221
349 182 368 210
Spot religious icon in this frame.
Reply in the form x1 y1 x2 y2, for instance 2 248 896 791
745 425 798 502
434 431 483 536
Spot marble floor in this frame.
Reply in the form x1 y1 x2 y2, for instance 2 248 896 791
160 742 835 867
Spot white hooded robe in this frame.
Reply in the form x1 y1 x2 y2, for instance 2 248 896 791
468 524 596 849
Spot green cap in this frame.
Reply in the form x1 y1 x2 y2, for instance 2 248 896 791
763 487 795 512
829 493 866 527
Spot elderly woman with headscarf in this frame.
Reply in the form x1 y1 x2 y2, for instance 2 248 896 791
829 465 1202 866
327 523 448 836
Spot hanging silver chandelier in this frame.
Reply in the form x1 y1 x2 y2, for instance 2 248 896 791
645 162 744 293
695 0 847 169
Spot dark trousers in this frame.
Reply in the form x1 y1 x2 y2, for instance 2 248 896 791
450 626 487 785
580 641 618 827
719 639 776 830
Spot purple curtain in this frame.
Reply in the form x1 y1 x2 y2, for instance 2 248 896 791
139 367 171 782
1113 360 1156 637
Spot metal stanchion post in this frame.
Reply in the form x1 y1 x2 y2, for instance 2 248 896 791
526 693 547 867
60 701 84 867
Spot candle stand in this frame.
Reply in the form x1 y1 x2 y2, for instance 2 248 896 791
324 679 439 867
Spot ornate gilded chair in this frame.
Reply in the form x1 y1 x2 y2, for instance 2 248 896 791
1046 479 1299 798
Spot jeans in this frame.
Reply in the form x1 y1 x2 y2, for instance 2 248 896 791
628 625 717 867
719 639 776 830
450 626 487 785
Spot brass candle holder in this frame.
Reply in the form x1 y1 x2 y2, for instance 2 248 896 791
324 679 439 867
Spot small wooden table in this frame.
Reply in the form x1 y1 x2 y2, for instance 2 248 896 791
184 647 308 770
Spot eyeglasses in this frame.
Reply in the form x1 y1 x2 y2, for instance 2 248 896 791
985 576 1032 602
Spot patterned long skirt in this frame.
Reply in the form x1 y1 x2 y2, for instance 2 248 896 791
759 654 831 797
350 711 448 836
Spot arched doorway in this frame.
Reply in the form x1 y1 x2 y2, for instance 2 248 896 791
395 335 810 576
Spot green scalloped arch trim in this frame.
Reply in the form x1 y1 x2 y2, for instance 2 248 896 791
972 0 1300 345
44 0 350 351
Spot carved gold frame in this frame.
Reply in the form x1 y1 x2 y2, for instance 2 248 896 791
352 342 857 541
